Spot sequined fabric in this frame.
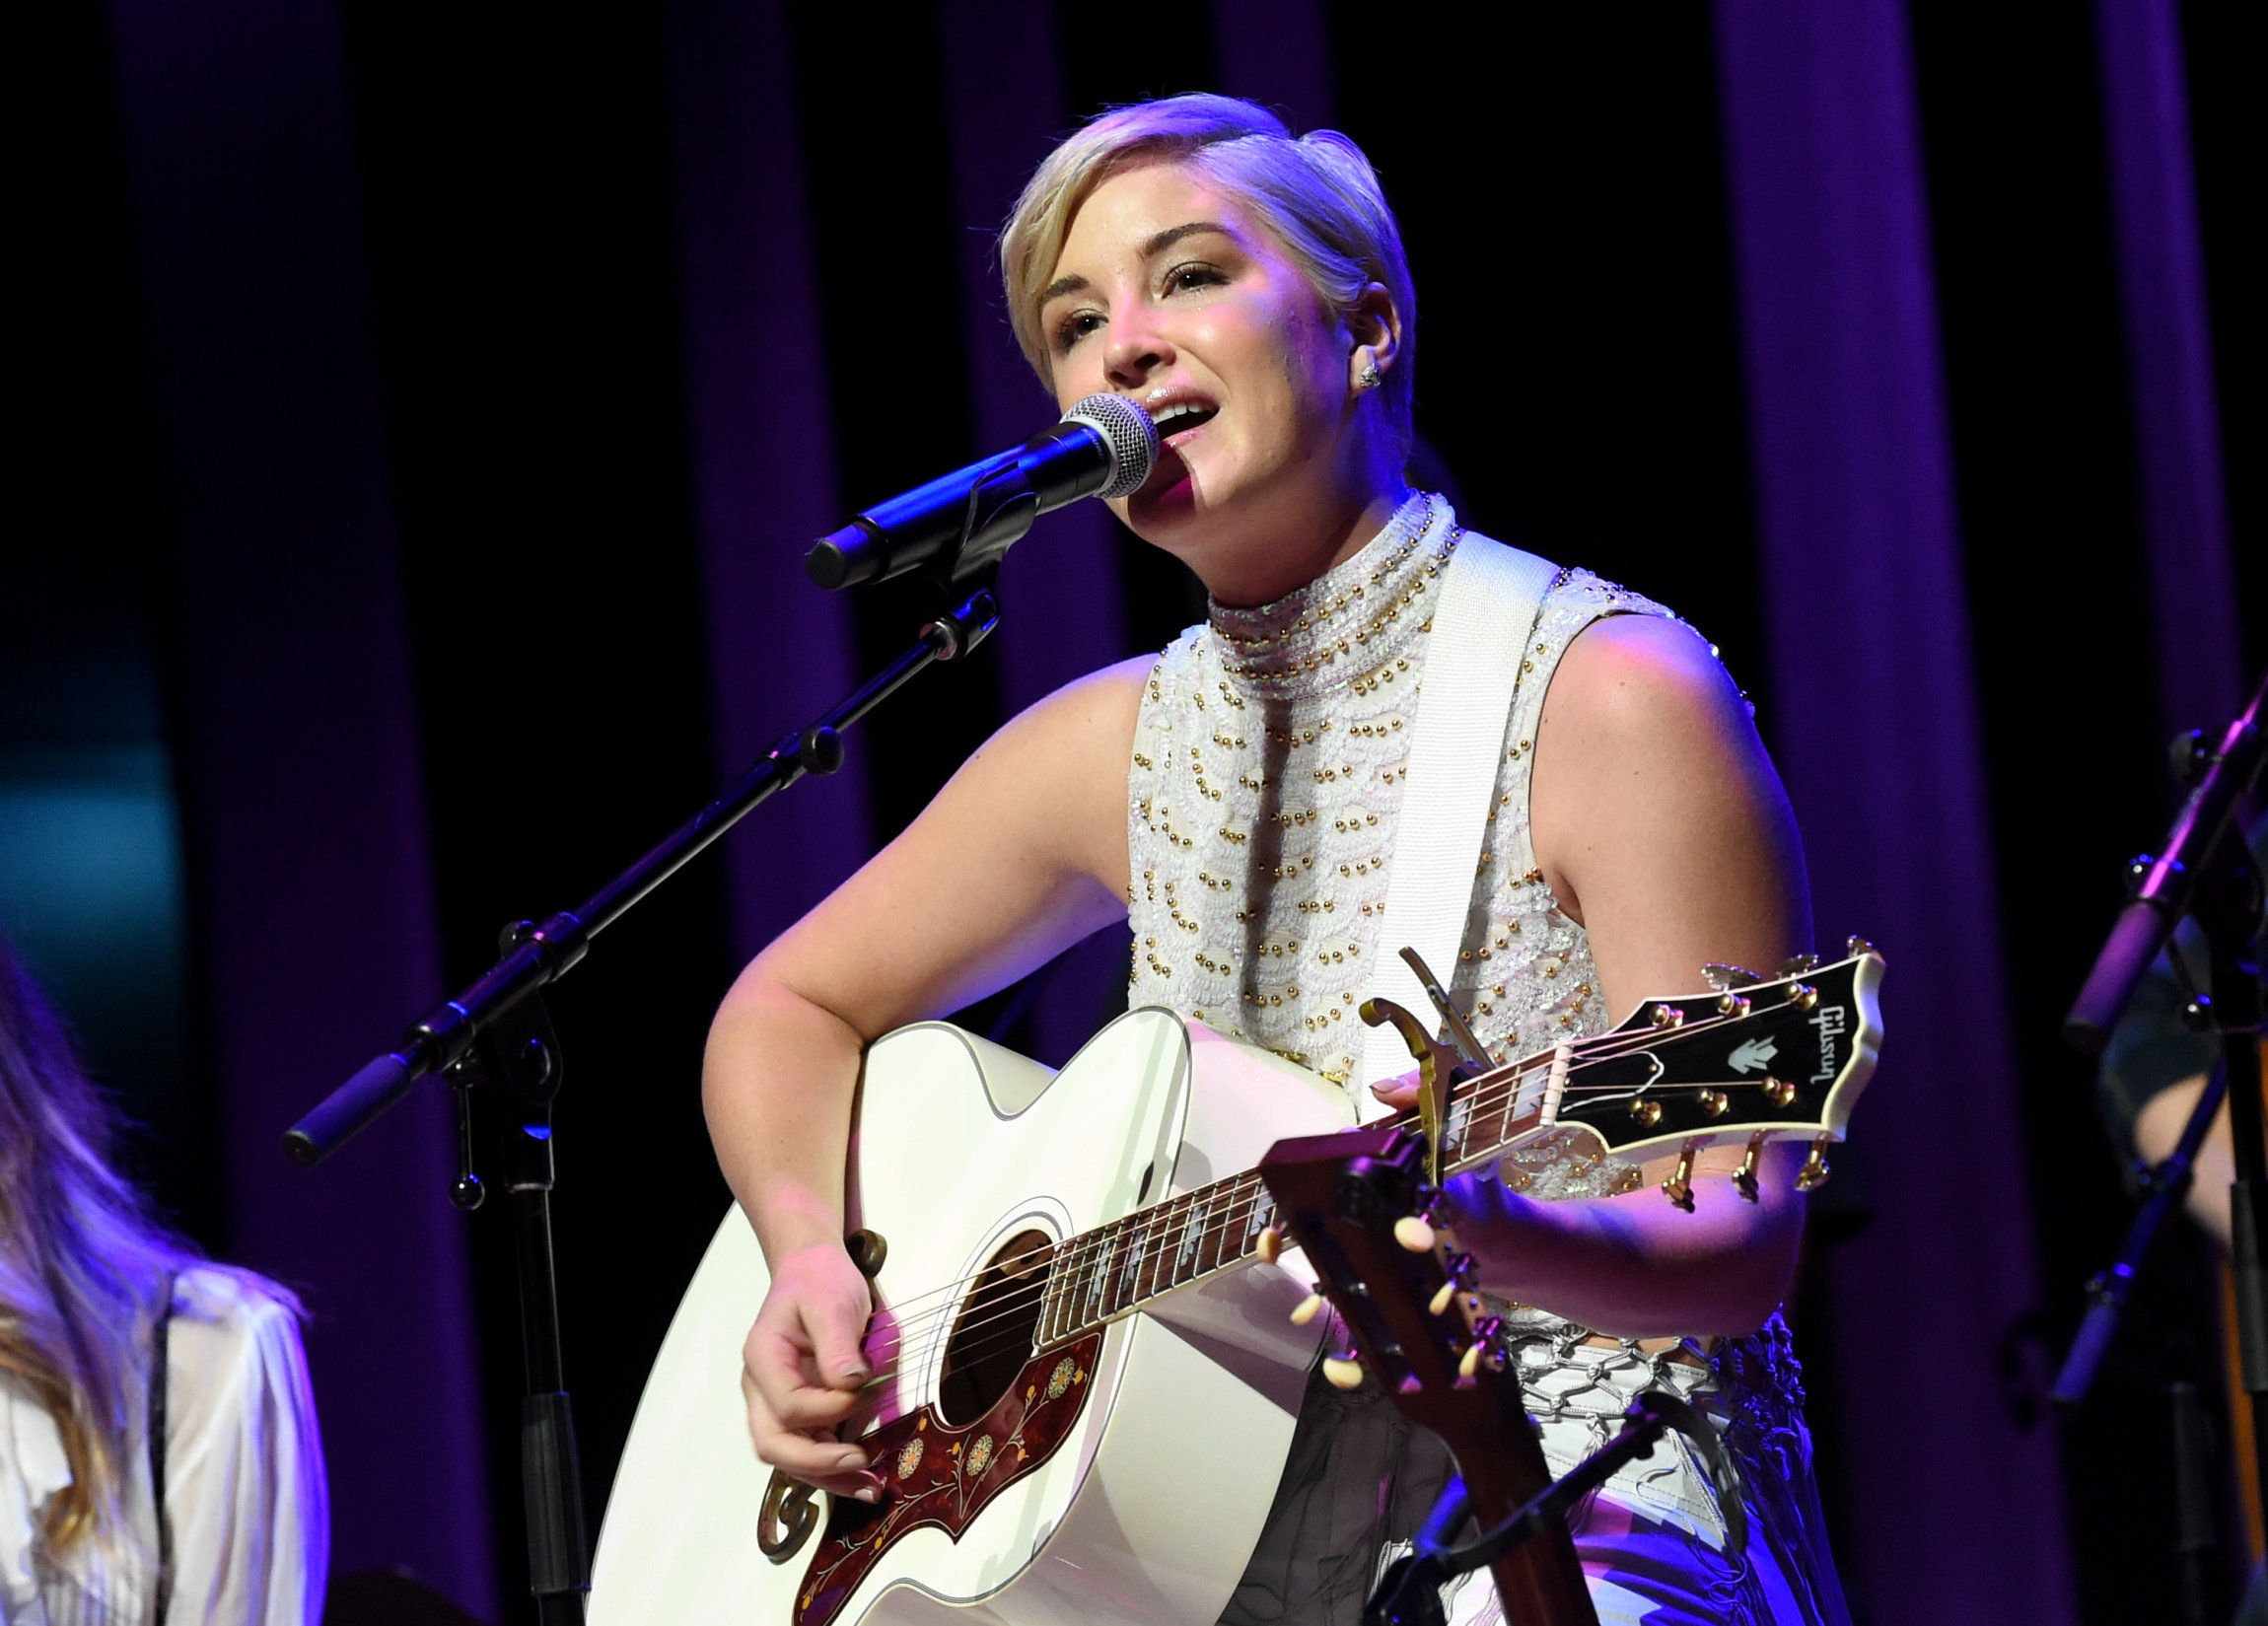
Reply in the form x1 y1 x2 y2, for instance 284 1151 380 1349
1123 495 1847 1625
1129 494 1645 1118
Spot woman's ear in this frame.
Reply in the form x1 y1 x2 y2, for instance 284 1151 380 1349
1346 281 1404 390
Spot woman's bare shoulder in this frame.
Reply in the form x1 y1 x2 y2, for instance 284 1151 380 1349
1540 611 1744 743
968 654 1154 779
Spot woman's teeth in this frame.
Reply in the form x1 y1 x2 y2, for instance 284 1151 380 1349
1153 402 1217 437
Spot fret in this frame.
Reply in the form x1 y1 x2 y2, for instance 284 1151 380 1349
1444 1058 1547 1175
1133 1196 1178 1303
1062 1228 1106 1341
1243 1181 1276 1257
1084 1230 1118 1325
1115 1215 1152 1314
1201 1179 1248 1275
1174 1192 1214 1280
1190 1189 1226 1279
1108 1216 1137 1313
1143 1188 1179 1306
1038 1241 1067 1345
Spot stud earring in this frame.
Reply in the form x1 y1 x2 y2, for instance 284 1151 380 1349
1357 358 1383 390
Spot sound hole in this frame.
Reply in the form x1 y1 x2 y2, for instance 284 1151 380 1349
937 1229 1052 1427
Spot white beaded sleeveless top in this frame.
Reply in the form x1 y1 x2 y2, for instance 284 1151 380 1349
1125 492 1675 1205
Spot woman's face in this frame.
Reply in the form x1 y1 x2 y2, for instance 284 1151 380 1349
1041 161 1381 599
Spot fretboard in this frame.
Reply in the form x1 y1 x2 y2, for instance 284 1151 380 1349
1032 1051 1554 1348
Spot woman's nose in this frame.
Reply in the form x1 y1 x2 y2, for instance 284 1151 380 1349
1102 310 1172 389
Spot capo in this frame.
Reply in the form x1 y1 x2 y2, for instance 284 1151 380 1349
1357 996 1457 1187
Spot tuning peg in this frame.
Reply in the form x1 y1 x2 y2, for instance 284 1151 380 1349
1715 992 1751 1018
1649 1003 1687 1028
1322 1354 1366 1390
1290 1293 1326 1326
1776 954 1820 976
1846 935 1878 959
1784 982 1819 1012
1255 1226 1284 1265
1393 1215 1437 1252
1660 1140 1700 1212
1734 1132 1765 1202
1796 1135 1833 1192
1455 1316 1506 1384
1428 1251 1479 1315
1703 962 1761 991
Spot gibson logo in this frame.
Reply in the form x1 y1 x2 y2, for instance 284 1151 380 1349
1809 1006 1848 1083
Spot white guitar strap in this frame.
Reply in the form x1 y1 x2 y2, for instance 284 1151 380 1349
1357 530 1559 1112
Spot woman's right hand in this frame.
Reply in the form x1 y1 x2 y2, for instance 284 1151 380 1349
741 1240 886 1502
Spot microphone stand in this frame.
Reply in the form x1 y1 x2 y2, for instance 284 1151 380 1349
2050 1060 2228 1405
1364 1392 1744 1626
283 570 1003 1622
2061 662 2268 1523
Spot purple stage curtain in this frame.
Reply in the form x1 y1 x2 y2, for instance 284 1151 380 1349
1711 3 2077 1621
937 0 1135 1066
2093 0 2244 738
100 0 494 1612
938 0 1127 726
666 0 873 966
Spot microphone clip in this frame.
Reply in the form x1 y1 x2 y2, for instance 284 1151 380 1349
939 458 1039 590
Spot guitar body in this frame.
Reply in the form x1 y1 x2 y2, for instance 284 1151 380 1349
590 1007 1348 1626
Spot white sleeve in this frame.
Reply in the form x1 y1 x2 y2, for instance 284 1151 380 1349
162 1269 331 1625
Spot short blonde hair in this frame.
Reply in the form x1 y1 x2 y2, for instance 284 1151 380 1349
1000 95 1417 458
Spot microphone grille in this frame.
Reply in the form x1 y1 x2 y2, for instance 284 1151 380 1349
1062 393 1159 500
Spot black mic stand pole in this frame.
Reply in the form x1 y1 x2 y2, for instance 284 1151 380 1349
283 577 1002 1622
2050 1059 2228 1405
2192 833 2267 1493
2063 662 2268 1520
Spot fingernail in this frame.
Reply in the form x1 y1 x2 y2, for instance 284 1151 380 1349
835 1449 867 1469
837 1367 867 1383
855 1487 880 1503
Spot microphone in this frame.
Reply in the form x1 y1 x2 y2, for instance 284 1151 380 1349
807 392 1158 590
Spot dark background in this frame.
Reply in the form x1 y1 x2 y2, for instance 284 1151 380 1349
4 1 2258 1621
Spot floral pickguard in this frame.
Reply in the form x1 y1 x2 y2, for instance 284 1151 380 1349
793 1332 1105 1626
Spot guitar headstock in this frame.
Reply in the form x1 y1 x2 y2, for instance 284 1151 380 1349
1517 943 1883 1201
1258 1123 1535 1461
1256 1121 1600 1621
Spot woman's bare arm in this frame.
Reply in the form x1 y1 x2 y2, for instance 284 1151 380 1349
1473 612 1813 1336
705 658 1146 1493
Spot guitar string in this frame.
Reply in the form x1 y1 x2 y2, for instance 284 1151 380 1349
833 1003 1832 1376
877 1067 1810 1388
822 997 1793 1353
844 1034 1821 1379
826 994 1832 1361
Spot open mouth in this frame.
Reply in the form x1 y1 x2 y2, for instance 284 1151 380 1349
1150 400 1219 445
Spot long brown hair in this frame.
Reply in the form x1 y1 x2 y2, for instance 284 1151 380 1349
0 934 192 1553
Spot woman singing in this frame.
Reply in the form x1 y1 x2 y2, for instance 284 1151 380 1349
705 95 1847 1625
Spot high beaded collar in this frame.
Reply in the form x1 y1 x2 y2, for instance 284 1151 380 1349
1206 491 1458 702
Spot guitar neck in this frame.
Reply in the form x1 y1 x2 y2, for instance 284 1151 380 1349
1033 1167 1277 1346
1034 944 1882 1348
1032 1055 1554 1348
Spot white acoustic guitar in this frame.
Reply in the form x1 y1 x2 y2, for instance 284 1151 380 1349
590 949 1883 1626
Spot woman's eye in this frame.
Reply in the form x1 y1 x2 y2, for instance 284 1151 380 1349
1052 311 1103 353
1166 263 1225 295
